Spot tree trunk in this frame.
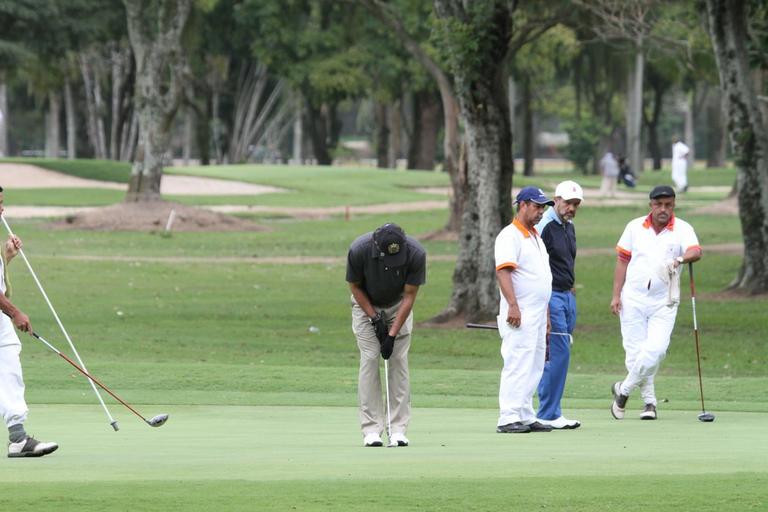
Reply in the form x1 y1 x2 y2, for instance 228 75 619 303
304 98 333 165
684 88 695 169
182 106 193 165
45 91 61 158
643 78 665 170
433 0 514 322
110 43 133 160
123 0 192 201
292 96 303 165
80 53 108 159
706 0 768 293
407 89 439 170
706 87 727 167
0 74 7 157
627 41 644 174
388 99 402 168
375 102 389 168
64 79 76 159
521 78 534 176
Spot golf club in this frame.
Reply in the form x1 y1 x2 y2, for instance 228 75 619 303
25 326 168 428
465 323 573 345
2 215 119 431
384 360 396 448
688 263 715 422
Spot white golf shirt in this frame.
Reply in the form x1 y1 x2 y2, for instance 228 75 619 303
616 214 700 302
495 218 552 318
0 255 19 346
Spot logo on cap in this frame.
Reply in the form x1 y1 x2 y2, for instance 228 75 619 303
387 243 400 255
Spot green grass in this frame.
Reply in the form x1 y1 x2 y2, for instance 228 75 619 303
1 406 765 511
0 161 764 510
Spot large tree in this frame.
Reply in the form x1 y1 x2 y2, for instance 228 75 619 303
706 0 768 293
123 0 191 201
430 1 514 321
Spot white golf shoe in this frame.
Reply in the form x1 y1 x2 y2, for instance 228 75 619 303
390 433 409 446
538 416 581 430
363 432 383 447
8 436 58 458
611 381 629 420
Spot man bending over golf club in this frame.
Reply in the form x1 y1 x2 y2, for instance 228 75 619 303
610 185 702 420
0 186 58 457
347 223 426 447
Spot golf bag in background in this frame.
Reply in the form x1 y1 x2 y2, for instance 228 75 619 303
622 173 636 188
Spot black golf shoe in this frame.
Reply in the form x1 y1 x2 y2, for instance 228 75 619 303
640 403 657 420
8 436 58 458
496 422 531 434
526 421 553 432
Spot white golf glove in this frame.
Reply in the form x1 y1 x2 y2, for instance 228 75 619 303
664 259 681 307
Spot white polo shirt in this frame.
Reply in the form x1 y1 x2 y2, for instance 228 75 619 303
616 214 700 301
495 218 552 317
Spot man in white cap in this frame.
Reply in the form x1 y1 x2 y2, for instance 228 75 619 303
535 181 583 429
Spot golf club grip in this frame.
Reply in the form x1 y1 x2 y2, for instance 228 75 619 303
688 262 696 296
465 323 497 330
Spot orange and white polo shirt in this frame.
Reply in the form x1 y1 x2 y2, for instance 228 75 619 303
616 213 701 300
495 218 552 317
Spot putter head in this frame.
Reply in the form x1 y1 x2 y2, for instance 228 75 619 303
698 412 715 422
147 414 169 427
386 441 398 448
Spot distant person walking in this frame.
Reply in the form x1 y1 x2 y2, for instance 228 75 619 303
346 223 426 447
495 187 555 434
0 186 58 457
535 181 583 430
671 139 690 192
609 186 702 420
599 152 619 197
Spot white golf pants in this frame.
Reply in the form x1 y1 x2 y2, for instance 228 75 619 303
352 299 412 437
497 307 547 426
0 317 28 428
619 293 678 405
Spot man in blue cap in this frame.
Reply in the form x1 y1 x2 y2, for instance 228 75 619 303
494 187 555 434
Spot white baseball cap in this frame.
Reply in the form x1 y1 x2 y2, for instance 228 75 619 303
555 180 584 201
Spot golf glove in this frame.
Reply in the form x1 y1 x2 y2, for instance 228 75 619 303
370 313 388 344
381 334 395 360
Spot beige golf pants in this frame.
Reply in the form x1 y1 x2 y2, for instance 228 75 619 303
352 298 412 437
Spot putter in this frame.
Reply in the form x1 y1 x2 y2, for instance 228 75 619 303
465 323 573 345
2 216 119 431
26 327 168 428
384 360 397 448
689 263 715 423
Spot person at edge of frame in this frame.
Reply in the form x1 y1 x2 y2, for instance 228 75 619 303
494 186 555 434
609 185 702 421
535 180 583 430
0 185 59 457
346 223 426 447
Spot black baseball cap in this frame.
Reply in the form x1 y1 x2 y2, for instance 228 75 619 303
373 223 408 267
649 185 676 199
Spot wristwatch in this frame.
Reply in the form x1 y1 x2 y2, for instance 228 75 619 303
676 256 684 264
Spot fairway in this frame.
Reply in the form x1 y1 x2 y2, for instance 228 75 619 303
0 162 765 511
2 404 766 511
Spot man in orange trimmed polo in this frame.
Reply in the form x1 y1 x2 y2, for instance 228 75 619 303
494 187 555 434
610 185 702 420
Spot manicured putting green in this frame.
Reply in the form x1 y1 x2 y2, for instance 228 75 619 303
3 404 765 511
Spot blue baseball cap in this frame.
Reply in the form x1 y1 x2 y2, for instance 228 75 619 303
515 186 554 206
